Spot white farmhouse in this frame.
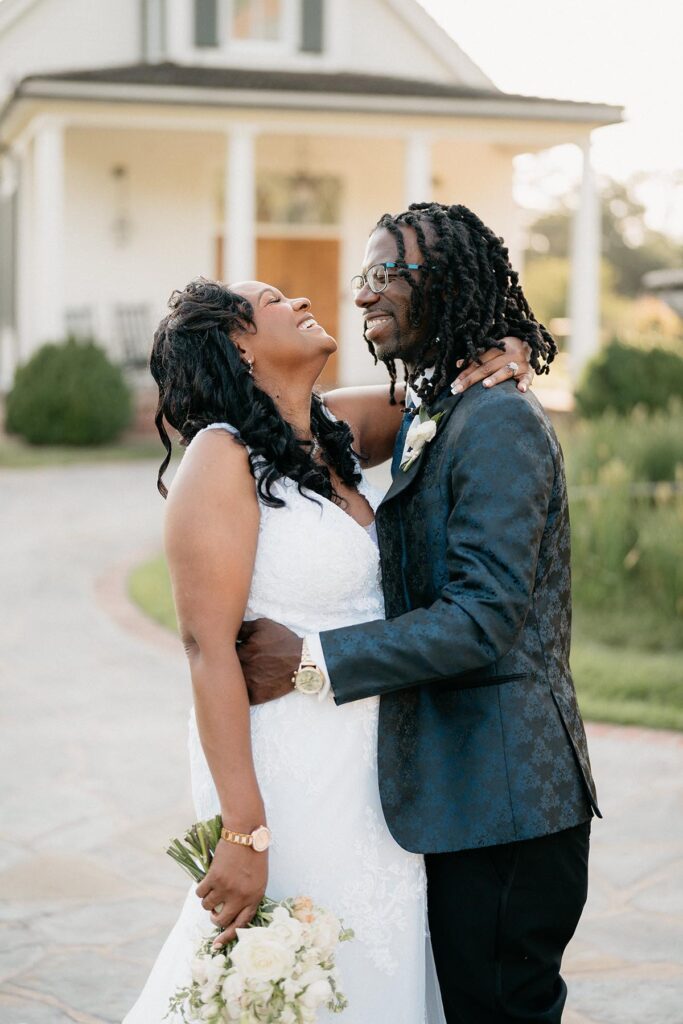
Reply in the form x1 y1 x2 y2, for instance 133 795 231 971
0 0 621 391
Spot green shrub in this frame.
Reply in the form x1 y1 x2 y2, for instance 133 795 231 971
570 460 683 647
5 338 132 445
575 341 683 418
566 405 683 485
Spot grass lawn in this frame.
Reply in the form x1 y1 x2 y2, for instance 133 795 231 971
128 554 177 633
0 434 165 468
128 554 683 732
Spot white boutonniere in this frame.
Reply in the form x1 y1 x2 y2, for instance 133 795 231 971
400 406 444 472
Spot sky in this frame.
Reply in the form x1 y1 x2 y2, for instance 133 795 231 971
417 0 683 238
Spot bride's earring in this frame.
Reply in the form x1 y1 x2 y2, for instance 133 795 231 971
246 358 254 376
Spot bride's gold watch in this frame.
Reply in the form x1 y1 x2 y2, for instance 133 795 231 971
292 638 325 695
221 824 272 852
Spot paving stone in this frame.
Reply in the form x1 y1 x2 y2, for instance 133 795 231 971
0 993 73 1024
31 898 178 949
0 942 46 986
588 840 683 890
87 839 186 898
15 949 148 1024
114 923 178 965
1 464 682 1023
0 855 132 903
569 976 683 1024
629 865 683 915
0 847 27 879
576 907 683 965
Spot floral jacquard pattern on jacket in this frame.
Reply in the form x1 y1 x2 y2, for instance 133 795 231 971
321 381 598 854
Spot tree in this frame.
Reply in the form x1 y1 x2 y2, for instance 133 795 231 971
525 177 683 298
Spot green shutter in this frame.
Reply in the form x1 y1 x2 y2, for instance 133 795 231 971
301 0 324 53
195 0 219 47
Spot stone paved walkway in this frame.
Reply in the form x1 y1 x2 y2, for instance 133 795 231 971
1 462 682 1024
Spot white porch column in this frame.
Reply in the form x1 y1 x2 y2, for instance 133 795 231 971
404 133 432 208
33 118 65 344
568 138 600 383
224 126 256 283
0 154 19 389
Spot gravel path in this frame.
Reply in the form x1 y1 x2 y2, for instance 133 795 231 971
1 462 681 1024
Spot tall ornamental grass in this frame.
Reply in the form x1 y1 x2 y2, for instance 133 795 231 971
565 404 683 651
566 403 683 485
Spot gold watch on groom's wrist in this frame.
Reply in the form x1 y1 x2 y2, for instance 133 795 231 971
292 638 326 695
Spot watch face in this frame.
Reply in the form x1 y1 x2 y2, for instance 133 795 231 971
296 667 324 694
252 826 271 852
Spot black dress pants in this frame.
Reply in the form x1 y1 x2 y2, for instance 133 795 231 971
426 821 591 1024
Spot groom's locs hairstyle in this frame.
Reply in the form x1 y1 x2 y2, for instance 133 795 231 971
369 202 558 403
150 278 360 504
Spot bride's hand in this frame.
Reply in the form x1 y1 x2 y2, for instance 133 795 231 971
196 838 268 948
452 337 534 394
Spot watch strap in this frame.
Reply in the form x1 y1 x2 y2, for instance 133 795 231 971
221 826 254 847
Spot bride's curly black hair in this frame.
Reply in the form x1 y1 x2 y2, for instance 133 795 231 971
150 278 361 506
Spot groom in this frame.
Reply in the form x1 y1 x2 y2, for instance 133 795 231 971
238 202 599 1023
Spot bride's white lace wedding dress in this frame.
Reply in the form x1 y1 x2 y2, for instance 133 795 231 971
123 423 446 1023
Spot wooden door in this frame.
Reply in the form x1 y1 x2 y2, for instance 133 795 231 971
257 237 340 389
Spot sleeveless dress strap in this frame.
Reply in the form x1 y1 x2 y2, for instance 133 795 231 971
194 422 240 439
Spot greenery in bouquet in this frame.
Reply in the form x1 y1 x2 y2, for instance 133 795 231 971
166 816 354 1023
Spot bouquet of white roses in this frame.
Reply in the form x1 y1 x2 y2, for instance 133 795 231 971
166 816 354 1023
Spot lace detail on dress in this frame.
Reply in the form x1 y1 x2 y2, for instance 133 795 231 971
124 420 443 1023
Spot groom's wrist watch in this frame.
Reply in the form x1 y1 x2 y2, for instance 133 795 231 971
221 824 272 853
292 638 325 696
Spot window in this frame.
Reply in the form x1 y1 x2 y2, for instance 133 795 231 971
231 0 282 42
192 0 325 55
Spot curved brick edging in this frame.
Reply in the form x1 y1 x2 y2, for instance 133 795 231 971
94 550 180 657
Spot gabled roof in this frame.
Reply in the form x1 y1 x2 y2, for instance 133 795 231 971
8 63 622 126
17 63 518 97
0 0 43 35
382 0 496 90
0 0 496 92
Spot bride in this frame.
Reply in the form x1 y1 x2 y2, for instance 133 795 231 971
122 276 531 1023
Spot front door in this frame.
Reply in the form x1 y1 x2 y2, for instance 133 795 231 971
256 237 340 389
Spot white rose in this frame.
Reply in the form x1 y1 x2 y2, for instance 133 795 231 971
283 977 303 1000
190 954 211 986
308 910 341 957
221 971 244 1019
231 927 295 983
296 946 322 971
297 965 326 989
280 1008 297 1024
198 954 227 1002
405 417 437 450
300 977 333 1009
267 906 304 951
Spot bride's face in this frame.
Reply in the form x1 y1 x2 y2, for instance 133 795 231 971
230 281 337 383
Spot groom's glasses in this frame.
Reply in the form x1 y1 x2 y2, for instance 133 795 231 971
351 261 429 294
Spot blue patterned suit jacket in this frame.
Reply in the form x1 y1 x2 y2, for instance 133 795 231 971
321 380 599 854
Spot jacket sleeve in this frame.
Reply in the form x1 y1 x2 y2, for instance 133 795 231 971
321 392 555 705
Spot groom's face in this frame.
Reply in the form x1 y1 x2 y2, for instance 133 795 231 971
355 225 431 367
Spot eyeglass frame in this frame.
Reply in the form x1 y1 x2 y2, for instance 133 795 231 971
351 260 430 295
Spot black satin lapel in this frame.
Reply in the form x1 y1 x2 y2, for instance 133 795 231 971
379 389 465 508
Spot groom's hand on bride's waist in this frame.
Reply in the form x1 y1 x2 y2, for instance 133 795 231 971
237 618 302 704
